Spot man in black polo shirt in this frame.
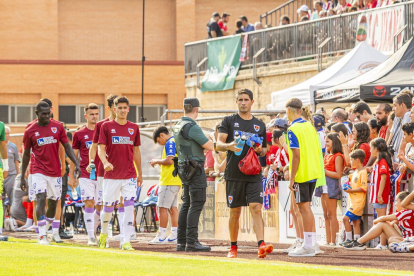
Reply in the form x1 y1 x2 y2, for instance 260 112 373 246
207 12 223 38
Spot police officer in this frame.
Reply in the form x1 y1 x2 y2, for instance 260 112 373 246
173 98 214 252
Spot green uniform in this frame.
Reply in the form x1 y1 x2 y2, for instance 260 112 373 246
0 121 5 234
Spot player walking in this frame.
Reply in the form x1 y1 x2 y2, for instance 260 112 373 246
97 96 142 251
20 101 80 245
0 121 8 241
72 103 100 245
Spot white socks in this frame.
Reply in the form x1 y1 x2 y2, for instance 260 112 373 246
346 231 352 241
123 201 134 243
304 232 313 248
94 210 101 233
101 206 114 235
118 207 125 239
84 208 95 238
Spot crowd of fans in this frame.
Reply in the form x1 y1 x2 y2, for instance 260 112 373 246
207 13 264 38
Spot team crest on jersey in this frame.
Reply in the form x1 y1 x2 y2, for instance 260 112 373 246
228 196 233 204
86 141 92 149
254 125 260 132
234 122 239 127
84 135 89 139
51 127 57 134
111 129 116 133
35 132 39 137
128 128 134 135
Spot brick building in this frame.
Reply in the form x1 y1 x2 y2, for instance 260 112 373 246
1 0 283 143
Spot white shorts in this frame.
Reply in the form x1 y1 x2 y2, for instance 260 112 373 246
157 185 180 209
103 178 137 206
31 173 62 200
80 178 103 205
28 174 36 202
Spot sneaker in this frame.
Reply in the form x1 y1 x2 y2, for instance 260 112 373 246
98 233 107 249
374 244 388 250
227 246 237 258
258 242 274 258
314 243 324 255
38 235 50 245
340 239 352 247
122 242 135 251
52 233 63 243
24 224 37 232
88 237 98 246
113 234 122 241
167 233 177 244
328 243 336 247
288 245 316 257
148 233 167 245
59 229 73 239
344 240 366 250
0 235 8 241
283 240 302 253
389 242 411 253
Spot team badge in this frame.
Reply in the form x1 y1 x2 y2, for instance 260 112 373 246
228 196 233 204
128 128 134 135
51 127 57 133
35 132 39 137
84 135 89 139
254 125 260 132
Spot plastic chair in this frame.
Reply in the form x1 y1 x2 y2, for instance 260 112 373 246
138 185 158 233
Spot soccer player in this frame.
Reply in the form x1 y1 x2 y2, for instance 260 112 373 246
71 103 101 245
216 89 274 258
97 96 142 251
0 121 9 241
87 94 117 238
149 126 181 244
285 98 323 257
20 101 81 245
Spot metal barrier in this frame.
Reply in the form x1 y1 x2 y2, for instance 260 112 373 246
260 0 313 27
184 1 414 76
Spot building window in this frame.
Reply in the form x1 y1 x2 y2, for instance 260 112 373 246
127 105 166 123
59 105 104 125
0 105 36 124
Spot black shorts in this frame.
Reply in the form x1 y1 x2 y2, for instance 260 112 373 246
294 181 316 203
226 180 263 208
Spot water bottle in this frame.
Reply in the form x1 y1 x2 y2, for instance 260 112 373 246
90 160 96 180
234 132 245 156
72 187 78 201
154 164 161 173
69 222 75 236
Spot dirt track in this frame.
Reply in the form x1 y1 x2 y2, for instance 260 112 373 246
6 231 414 272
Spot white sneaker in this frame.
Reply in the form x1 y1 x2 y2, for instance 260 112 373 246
148 233 167 245
283 240 302 253
314 243 324 255
288 245 316 257
24 224 37 232
166 233 177 244
113 234 122 241
38 235 50 245
374 244 388 250
88 237 97 246
52 233 63 243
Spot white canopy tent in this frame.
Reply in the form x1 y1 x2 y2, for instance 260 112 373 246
267 42 387 110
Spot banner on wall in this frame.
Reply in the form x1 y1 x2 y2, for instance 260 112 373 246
356 5 405 55
201 36 242 92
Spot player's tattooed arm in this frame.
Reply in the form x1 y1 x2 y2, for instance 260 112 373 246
20 149 30 191
98 144 113 171
63 142 81 179
134 146 142 187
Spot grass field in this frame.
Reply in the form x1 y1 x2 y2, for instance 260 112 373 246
1 238 411 276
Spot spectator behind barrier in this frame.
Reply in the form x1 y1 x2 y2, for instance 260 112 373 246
234 20 244 35
240 16 254 32
218 13 230 36
207 12 223 38
280 15 290 25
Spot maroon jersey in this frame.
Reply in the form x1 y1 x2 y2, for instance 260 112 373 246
23 120 68 177
93 118 110 177
98 120 140 179
72 126 97 179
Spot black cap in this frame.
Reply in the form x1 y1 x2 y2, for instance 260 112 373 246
183 98 200 108
212 12 220 18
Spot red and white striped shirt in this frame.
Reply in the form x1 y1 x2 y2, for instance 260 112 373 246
275 148 289 168
396 209 414 239
370 159 391 204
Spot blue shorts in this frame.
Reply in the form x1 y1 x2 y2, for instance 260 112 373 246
345 211 361 222
372 203 387 209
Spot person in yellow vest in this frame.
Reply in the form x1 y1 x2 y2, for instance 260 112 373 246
285 98 323 257
149 126 182 244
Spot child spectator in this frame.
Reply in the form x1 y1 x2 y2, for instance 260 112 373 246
332 123 351 166
341 149 367 245
368 118 380 140
313 114 326 155
352 122 371 166
370 137 392 249
345 191 414 251
315 133 345 245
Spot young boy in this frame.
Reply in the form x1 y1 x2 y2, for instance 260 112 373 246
345 191 414 251
341 149 367 245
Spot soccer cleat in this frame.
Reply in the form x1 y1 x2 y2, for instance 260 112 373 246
374 244 388 250
38 235 50 245
344 240 366 250
0 235 8 242
52 233 63 243
98 233 108 249
88 237 98 246
166 233 177 244
288 245 316 257
283 240 302 253
148 233 168 245
340 239 352 247
122 242 135 251
258 242 274 258
314 243 324 255
227 246 238 258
